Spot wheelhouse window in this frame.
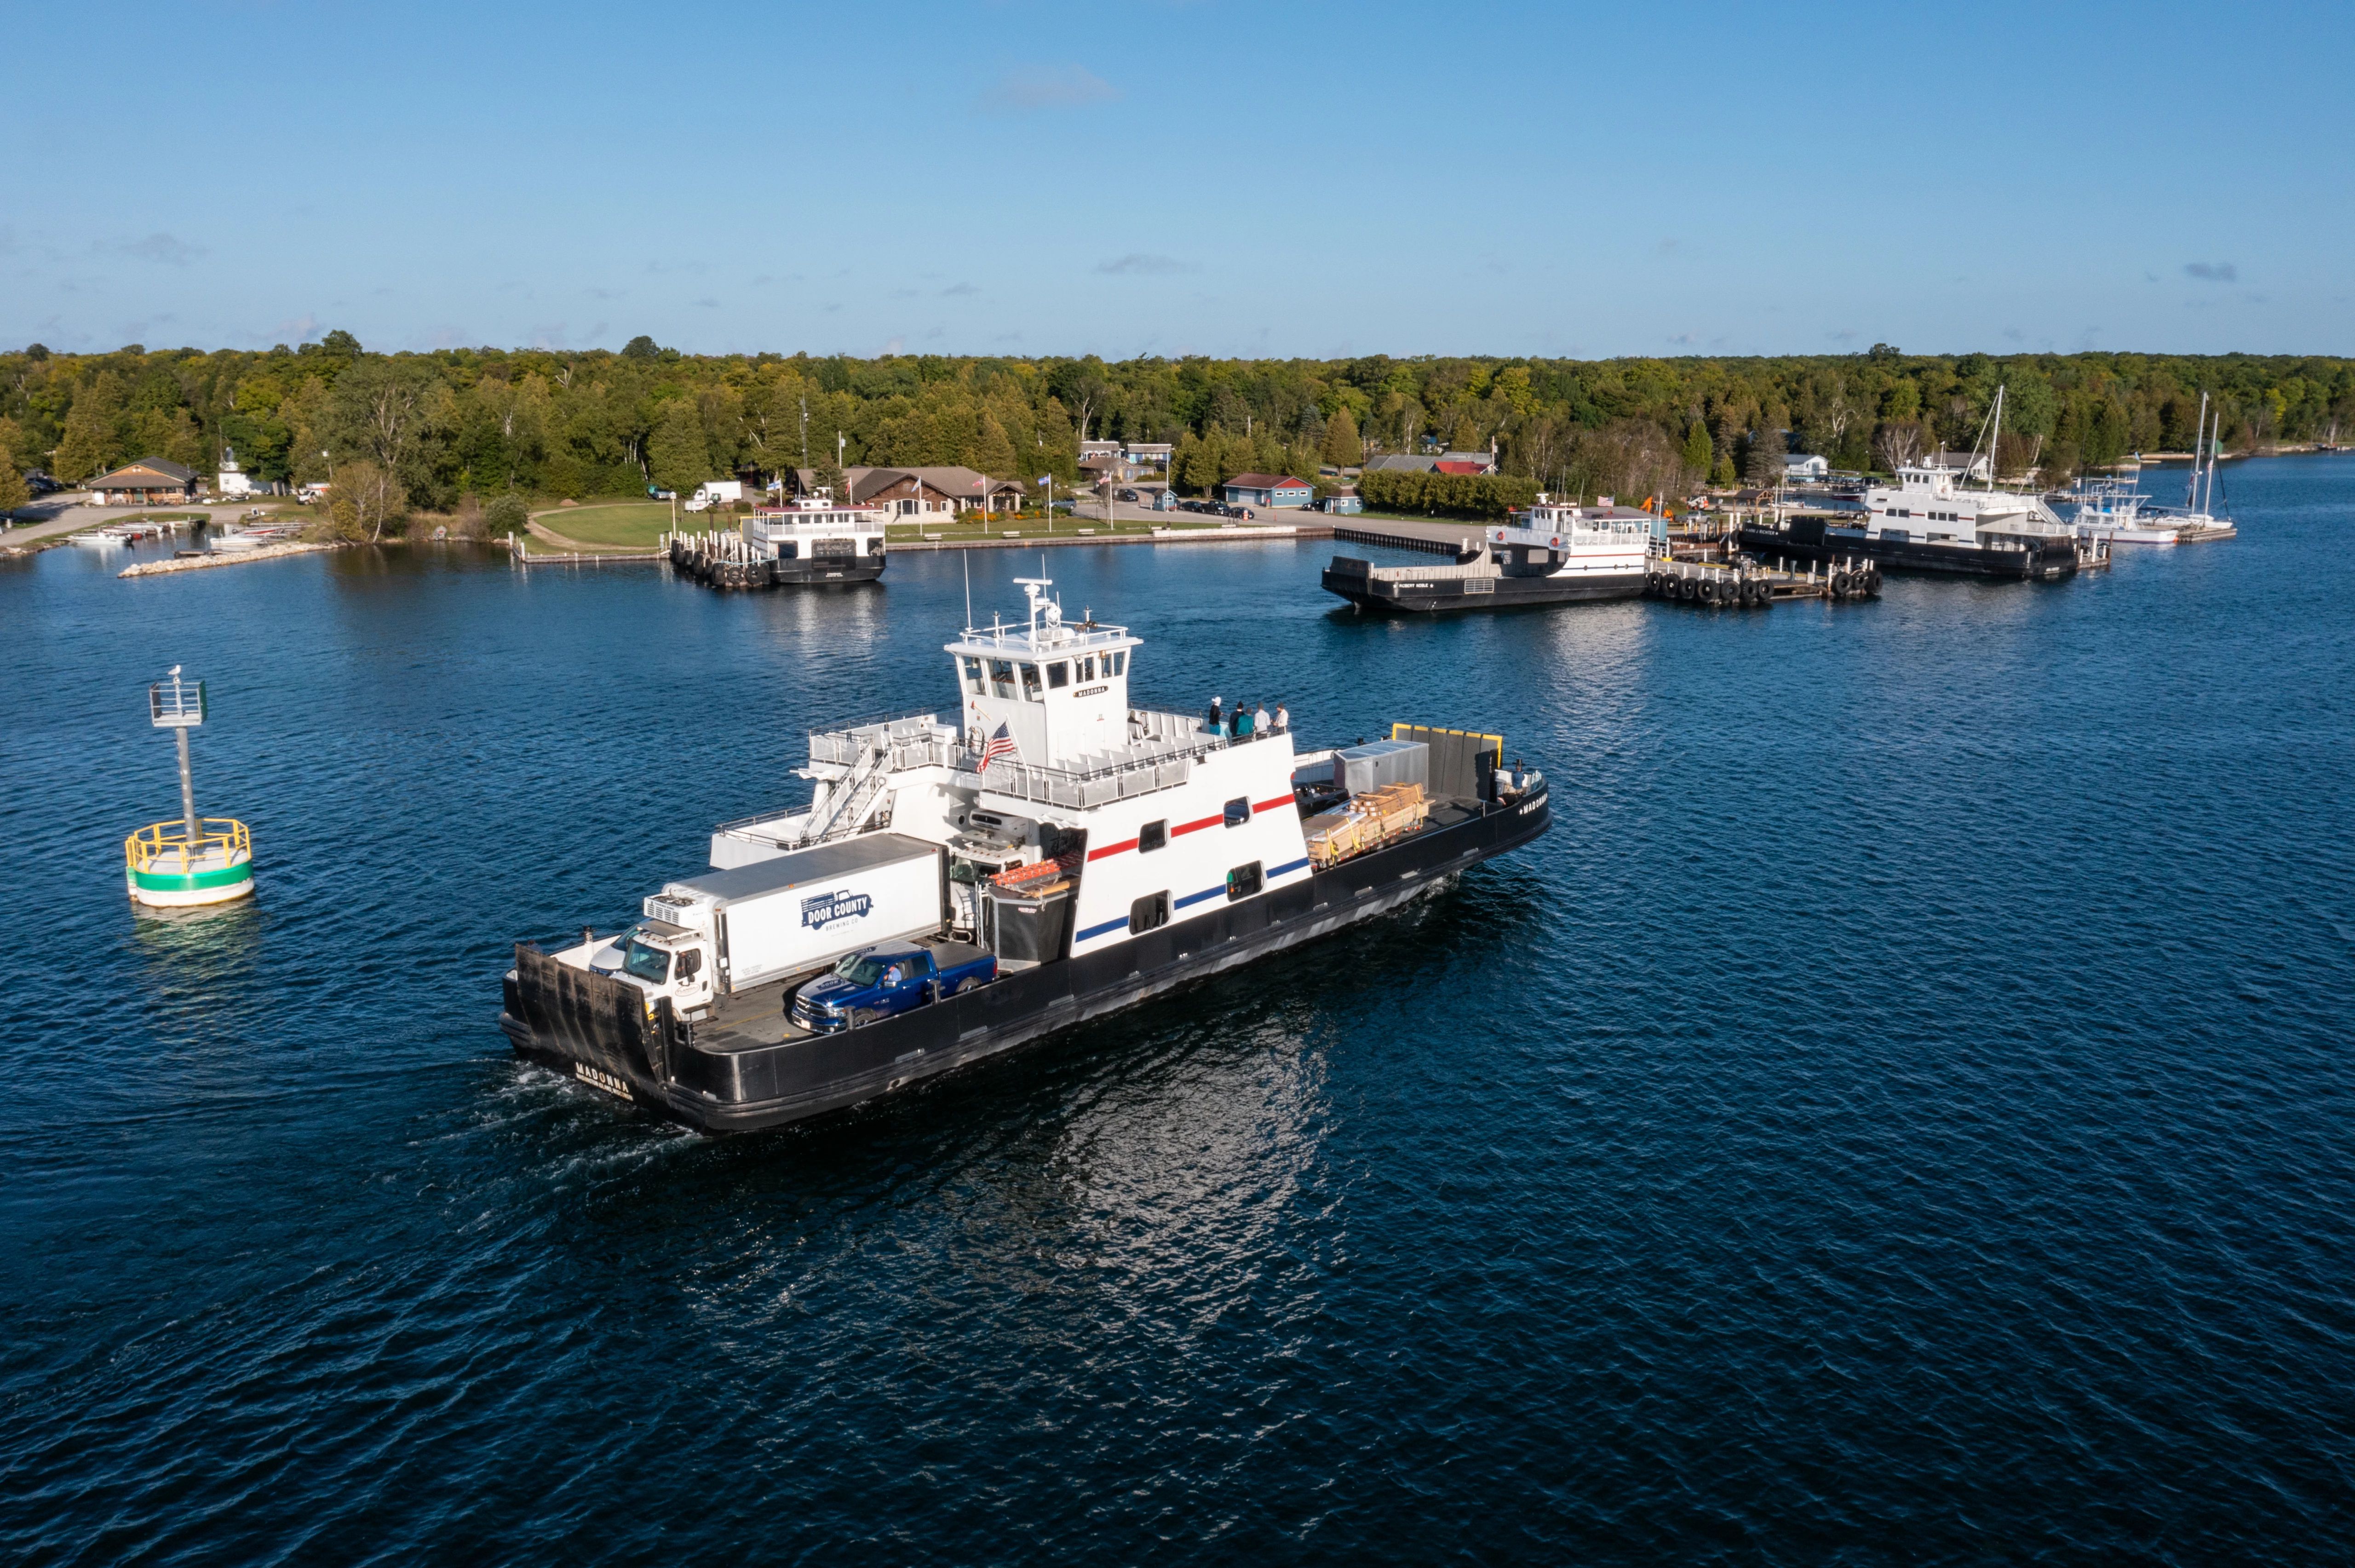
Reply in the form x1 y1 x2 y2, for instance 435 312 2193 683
1226 862 1264 901
1078 654 1096 681
1046 661 1069 689
1109 651 1126 675
1138 819 1166 853
962 657 985 695
1020 664 1043 701
989 659 1016 698
1130 891 1170 935
1223 796 1250 828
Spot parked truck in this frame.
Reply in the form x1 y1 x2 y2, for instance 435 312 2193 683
682 479 744 512
790 939 996 1033
595 834 944 1020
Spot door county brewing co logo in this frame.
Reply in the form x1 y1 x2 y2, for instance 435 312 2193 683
802 888 872 930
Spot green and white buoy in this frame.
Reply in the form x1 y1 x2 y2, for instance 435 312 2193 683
126 667 255 908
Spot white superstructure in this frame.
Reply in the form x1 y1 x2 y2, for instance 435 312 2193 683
709 578 1310 966
1488 496 1654 580
1862 460 2075 549
743 492 888 565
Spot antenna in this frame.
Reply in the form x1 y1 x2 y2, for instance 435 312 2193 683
963 551 972 629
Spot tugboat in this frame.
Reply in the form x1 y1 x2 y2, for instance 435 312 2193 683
1740 386 2085 580
500 578 1551 1132
1322 496 1651 612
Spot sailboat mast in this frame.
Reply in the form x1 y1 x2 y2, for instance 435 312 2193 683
2194 405 2213 515
2188 392 2208 509
1987 385 2004 489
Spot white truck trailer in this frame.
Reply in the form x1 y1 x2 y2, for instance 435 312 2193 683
595 833 944 1019
683 479 744 512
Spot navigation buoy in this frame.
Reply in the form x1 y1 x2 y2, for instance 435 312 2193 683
125 667 255 908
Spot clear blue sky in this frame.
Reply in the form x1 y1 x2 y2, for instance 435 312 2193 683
6 0 2349 359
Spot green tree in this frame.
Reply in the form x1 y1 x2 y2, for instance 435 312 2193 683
482 492 529 537
327 358 450 504
56 371 127 480
1680 419 1712 476
647 399 713 492
973 410 1017 479
1321 404 1361 466
0 460 28 514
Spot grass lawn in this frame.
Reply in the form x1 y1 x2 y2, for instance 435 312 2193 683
529 501 674 547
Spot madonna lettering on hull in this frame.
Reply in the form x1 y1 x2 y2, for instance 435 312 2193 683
802 889 873 930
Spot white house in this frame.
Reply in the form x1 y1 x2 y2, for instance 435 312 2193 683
1782 453 1829 482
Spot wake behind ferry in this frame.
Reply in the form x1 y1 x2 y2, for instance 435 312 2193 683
500 579 1551 1132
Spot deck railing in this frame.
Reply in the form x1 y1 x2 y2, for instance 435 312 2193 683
126 817 250 875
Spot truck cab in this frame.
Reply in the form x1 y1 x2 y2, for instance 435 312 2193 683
608 919 716 1018
790 940 995 1033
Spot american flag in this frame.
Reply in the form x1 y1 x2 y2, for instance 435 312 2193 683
980 721 1019 771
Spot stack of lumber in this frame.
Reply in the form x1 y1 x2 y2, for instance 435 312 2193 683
1303 782 1428 869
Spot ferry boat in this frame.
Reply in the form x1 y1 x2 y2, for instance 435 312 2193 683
1740 462 2083 580
667 490 889 588
500 578 1551 1133
1322 496 1651 612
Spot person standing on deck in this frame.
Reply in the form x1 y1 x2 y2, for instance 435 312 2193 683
1207 696 1223 736
1234 704 1254 740
1274 703 1289 735
1252 702 1270 738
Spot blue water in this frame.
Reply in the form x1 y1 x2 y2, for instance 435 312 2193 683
5 458 2352 1562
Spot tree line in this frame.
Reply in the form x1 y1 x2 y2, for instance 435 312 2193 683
4 334 2349 522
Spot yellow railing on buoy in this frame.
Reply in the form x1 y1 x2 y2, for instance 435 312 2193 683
125 818 252 876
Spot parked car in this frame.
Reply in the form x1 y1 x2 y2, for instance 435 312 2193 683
647 486 677 500
1115 488 1139 503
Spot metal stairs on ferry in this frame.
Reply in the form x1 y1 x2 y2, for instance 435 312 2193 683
797 742 892 845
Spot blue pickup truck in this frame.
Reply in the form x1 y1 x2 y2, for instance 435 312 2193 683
789 939 996 1034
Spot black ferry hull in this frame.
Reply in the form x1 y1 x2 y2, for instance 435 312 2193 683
501 784 1550 1133
1321 561 1642 614
1738 519 2076 581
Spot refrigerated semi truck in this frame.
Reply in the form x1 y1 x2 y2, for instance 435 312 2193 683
577 833 943 1021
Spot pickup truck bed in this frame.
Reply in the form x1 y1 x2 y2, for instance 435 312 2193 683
695 936 987 1052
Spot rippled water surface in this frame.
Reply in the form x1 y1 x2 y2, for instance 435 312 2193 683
5 458 2353 1562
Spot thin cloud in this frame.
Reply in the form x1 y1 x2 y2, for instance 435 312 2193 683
942 282 980 297
1096 253 1195 276
109 233 205 266
980 64 1118 115
2183 261 2237 283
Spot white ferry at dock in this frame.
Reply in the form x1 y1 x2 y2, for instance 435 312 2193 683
500 578 1551 1132
1322 495 1653 612
668 490 889 589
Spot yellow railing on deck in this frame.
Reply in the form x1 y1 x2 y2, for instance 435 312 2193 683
126 818 252 875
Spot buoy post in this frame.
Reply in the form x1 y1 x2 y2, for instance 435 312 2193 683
128 668 256 908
